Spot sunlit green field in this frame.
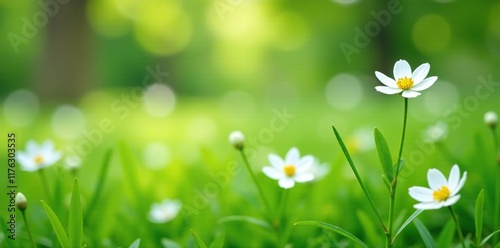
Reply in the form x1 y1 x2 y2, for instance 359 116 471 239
1 85 499 247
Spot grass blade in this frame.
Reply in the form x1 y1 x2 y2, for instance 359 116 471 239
332 126 386 232
68 179 83 248
475 189 484 246
393 209 423 243
294 221 369 248
84 148 113 223
41 200 69 248
436 220 455 248
480 229 500 246
128 238 141 248
190 229 208 248
209 233 225 248
218 216 272 230
118 142 142 208
374 128 394 182
414 218 437 248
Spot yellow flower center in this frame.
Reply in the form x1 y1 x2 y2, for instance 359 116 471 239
396 76 414 90
283 165 296 177
432 186 450 201
34 155 44 165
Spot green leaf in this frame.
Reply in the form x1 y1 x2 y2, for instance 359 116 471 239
190 229 208 248
68 179 83 248
218 216 272 230
374 128 394 182
436 220 455 248
41 200 69 248
414 218 437 248
118 142 142 208
128 238 141 248
294 221 369 248
332 126 385 231
480 229 500 246
209 233 225 248
356 210 383 245
475 189 484 246
84 148 113 222
393 209 423 243
396 159 405 174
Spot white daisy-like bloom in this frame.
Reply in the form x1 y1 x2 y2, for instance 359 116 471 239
148 199 182 223
408 164 467 210
262 147 314 189
17 140 62 172
423 122 448 144
375 59 438 98
484 111 498 128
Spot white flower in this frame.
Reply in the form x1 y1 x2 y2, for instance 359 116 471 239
64 155 82 171
375 59 438 98
307 159 331 181
408 164 467 210
484 111 498 128
229 131 245 149
262 147 314 189
148 199 182 223
423 122 448 144
17 140 62 172
347 127 375 154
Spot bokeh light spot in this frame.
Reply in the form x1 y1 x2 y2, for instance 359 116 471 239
51 105 86 140
3 89 40 127
325 74 363 111
422 80 459 117
333 0 360 5
134 0 191 56
143 83 176 118
142 142 170 170
412 15 451 54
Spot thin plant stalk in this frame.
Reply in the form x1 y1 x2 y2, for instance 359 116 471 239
387 98 408 248
38 169 52 204
449 206 466 248
238 148 272 218
21 211 37 248
275 189 289 247
489 127 500 245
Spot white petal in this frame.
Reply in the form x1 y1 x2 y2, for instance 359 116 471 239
427 168 447 190
414 201 444 210
294 173 314 183
41 140 55 153
296 155 314 173
394 59 412 79
45 151 62 166
443 195 461 207
268 154 284 169
409 186 434 202
411 63 430 84
401 90 421 98
412 76 437 91
279 178 295 189
25 140 39 154
285 147 300 165
447 165 460 192
375 86 402 95
262 166 283 180
375 71 397 87
451 171 467 196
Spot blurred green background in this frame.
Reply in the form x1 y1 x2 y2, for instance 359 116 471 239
1 0 500 247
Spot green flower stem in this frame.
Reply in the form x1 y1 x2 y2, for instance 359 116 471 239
490 127 500 245
21 210 37 248
238 148 272 218
38 169 52 204
275 189 289 246
449 206 466 248
387 98 408 248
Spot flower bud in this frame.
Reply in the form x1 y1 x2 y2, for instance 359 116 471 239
484 111 498 128
229 131 245 149
16 192 27 211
